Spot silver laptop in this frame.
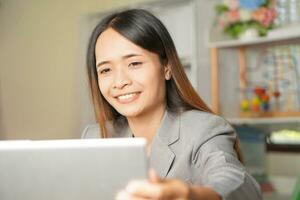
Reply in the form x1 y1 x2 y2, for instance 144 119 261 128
0 138 148 200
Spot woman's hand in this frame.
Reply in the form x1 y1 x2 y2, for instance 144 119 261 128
116 169 222 200
116 169 190 200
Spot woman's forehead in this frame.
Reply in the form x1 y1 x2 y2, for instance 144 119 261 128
95 28 158 62
96 29 143 56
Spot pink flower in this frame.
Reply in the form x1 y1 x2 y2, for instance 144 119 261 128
252 8 277 27
227 9 240 24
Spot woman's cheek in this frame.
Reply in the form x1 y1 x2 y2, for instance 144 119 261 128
98 78 111 95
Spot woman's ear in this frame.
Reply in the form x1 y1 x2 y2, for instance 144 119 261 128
164 65 172 80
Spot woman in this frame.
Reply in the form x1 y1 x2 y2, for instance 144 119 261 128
83 9 262 200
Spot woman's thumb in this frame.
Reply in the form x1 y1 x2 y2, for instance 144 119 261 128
149 168 161 183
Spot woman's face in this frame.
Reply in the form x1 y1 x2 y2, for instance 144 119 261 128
95 28 168 119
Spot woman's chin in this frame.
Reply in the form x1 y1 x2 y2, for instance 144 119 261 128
117 108 144 119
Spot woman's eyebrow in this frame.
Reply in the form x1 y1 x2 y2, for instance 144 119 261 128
96 54 143 68
96 61 110 68
122 53 142 59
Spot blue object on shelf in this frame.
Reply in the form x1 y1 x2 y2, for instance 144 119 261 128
239 0 266 10
234 125 266 175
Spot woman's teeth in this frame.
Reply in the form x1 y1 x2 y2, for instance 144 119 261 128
118 93 138 100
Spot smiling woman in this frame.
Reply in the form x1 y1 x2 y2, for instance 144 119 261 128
84 9 262 200
95 28 168 124
86 8 212 139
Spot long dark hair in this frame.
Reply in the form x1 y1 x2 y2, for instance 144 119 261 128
86 8 243 162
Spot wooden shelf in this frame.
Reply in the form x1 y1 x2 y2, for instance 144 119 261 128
209 24 300 120
239 111 300 118
228 117 300 125
208 24 300 48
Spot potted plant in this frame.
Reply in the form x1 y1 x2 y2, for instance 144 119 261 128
214 0 277 39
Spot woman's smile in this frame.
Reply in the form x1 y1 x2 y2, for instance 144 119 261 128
115 92 141 104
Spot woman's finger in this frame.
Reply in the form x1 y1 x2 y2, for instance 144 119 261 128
148 169 162 183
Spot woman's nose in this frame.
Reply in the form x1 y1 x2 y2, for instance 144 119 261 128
113 68 132 89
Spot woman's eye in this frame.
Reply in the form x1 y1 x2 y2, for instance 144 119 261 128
98 68 111 74
128 62 142 68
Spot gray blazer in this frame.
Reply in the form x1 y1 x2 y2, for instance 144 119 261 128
82 110 262 200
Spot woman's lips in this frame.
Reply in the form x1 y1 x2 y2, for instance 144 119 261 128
115 92 141 104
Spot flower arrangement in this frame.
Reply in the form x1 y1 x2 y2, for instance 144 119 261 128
215 0 277 39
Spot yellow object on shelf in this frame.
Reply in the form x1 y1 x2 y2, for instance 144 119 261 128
269 130 300 144
241 99 250 111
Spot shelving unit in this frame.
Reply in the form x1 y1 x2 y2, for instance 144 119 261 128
208 24 300 48
227 117 300 125
208 24 300 120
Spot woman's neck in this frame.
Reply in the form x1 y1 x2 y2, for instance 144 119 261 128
127 104 166 145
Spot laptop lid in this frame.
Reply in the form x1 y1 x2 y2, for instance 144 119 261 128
0 138 148 200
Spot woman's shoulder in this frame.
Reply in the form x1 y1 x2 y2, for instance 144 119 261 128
179 109 234 136
81 123 100 139
181 110 231 126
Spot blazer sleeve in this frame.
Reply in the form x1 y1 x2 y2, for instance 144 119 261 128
191 115 262 200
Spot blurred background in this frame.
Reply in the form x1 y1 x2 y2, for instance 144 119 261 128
0 0 216 139
0 0 300 199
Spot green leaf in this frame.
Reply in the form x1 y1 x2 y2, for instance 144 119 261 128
215 4 229 15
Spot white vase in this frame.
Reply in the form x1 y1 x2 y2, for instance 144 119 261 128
239 28 259 40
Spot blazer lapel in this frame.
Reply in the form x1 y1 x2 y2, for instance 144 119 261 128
150 110 180 178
